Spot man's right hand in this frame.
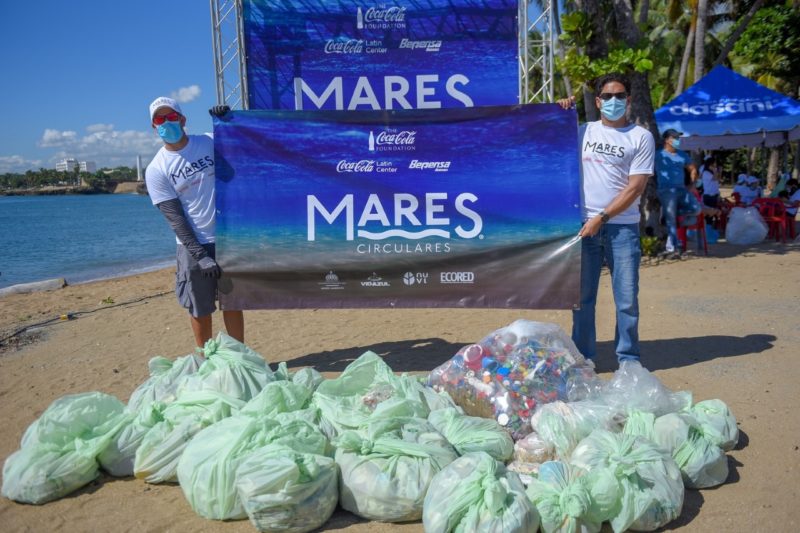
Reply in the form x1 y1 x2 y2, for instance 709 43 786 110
556 95 576 110
198 257 222 279
208 105 231 118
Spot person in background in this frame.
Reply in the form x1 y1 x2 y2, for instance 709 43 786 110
780 178 799 236
557 73 655 366
700 157 721 216
144 96 243 348
739 175 762 206
732 174 749 205
656 129 697 256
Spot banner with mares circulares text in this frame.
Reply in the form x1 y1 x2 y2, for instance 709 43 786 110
214 104 582 310
242 0 519 110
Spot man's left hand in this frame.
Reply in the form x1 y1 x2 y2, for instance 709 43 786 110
579 216 604 238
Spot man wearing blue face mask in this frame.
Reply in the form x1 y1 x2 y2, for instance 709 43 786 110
557 73 655 367
655 129 697 257
145 96 244 348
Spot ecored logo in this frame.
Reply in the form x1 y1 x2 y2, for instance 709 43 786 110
440 272 474 284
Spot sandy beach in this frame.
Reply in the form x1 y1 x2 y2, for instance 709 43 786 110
1 237 799 532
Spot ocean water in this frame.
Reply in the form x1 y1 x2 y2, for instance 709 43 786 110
0 194 176 289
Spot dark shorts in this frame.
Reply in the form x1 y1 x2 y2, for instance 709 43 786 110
175 243 217 318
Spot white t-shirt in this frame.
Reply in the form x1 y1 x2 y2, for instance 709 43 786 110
579 121 655 224
701 169 720 195
145 134 216 244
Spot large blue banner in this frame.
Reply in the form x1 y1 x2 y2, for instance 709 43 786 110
214 104 582 309
242 0 519 110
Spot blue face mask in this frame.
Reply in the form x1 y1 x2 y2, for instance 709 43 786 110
600 97 627 121
157 121 184 144
672 138 682 149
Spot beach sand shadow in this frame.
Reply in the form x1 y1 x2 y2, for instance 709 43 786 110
591 334 776 373
286 337 463 373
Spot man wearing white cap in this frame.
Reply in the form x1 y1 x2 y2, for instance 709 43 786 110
144 96 242 348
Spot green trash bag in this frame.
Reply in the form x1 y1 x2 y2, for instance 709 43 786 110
239 380 313 419
127 353 204 411
2 392 127 504
525 461 621 533
422 451 538 533
134 389 245 483
652 413 728 489
334 417 458 522
99 401 165 477
689 399 738 451
532 400 624 460
272 362 325 392
311 352 428 437
427 407 514 462
235 444 338 533
177 416 330 520
178 332 274 402
569 429 684 533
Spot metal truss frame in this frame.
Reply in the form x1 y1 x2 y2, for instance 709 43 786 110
520 0 555 103
210 0 554 108
210 0 249 109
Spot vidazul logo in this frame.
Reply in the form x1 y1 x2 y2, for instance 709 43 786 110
361 272 390 287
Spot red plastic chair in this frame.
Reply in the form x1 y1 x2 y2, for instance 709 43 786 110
753 198 788 243
718 198 736 234
677 216 708 255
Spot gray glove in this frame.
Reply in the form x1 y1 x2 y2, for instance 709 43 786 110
198 257 221 279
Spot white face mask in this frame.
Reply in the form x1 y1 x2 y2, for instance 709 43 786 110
600 97 627 121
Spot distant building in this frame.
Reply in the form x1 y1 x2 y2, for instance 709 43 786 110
55 158 78 172
55 158 96 173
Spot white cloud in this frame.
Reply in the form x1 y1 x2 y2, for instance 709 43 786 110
40 129 77 147
0 155 43 173
35 126 163 169
171 85 201 104
86 123 114 133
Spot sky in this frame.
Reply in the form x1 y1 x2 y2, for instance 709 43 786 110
0 1 218 173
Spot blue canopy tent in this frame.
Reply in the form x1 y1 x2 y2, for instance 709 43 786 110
655 66 800 151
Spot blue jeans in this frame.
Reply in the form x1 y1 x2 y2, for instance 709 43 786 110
658 188 680 251
572 223 641 362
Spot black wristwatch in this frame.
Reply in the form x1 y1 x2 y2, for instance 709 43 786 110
599 210 610 223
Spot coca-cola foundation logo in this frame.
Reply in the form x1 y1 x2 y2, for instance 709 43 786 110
369 129 417 152
336 160 375 173
356 6 407 29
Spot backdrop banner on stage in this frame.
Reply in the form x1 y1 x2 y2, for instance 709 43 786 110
214 104 582 310
242 0 519 110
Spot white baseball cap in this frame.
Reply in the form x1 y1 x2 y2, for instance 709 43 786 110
149 96 182 122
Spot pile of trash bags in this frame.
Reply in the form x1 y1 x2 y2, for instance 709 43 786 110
2 321 739 533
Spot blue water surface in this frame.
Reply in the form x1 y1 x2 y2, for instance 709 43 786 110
0 194 176 289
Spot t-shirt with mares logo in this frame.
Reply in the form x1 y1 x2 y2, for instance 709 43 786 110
145 134 216 244
579 120 655 224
